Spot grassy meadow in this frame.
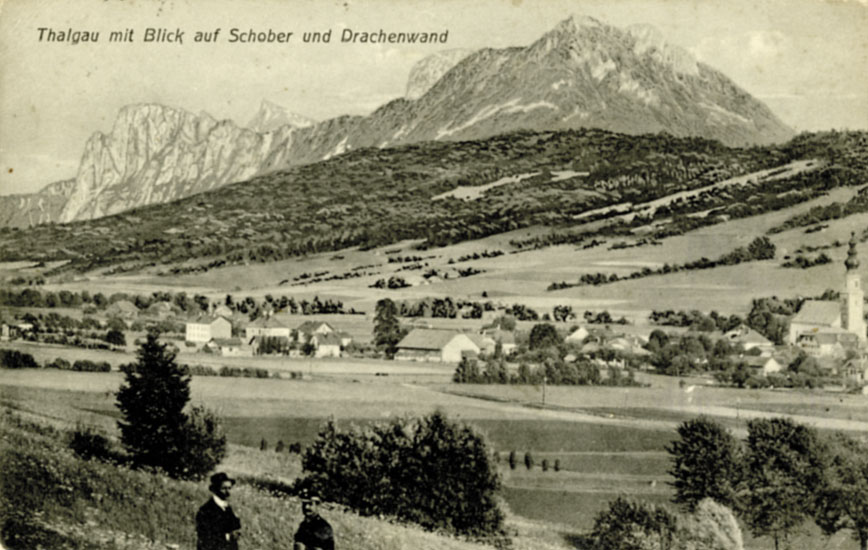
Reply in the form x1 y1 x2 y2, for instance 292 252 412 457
4 364 868 549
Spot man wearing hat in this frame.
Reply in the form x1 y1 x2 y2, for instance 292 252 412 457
196 472 242 550
293 493 334 550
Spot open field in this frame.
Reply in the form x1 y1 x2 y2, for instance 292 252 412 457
4 364 868 549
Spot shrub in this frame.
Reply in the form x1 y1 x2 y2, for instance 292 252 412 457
275 440 285 453
260 438 268 451
678 499 743 550
0 349 38 369
508 450 517 470
46 357 70 370
591 497 677 550
541 459 549 472
68 426 113 462
554 458 561 472
296 411 504 537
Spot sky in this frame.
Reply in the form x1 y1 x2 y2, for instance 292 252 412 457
0 0 866 196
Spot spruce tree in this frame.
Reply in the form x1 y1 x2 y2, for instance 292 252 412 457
116 332 224 479
374 298 403 358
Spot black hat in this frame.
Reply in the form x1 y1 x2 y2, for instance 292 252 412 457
209 472 235 488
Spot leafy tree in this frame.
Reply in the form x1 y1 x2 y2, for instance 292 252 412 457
667 416 742 511
529 323 561 350
524 451 534 470
508 450 517 470
374 298 404 359
742 417 830 550
116 333 225 479
296 412 503 537
105 328 126 347
815 432 868 550
553 305 574 322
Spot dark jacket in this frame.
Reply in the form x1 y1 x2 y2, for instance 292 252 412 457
294 514 334 550
196 497 242 550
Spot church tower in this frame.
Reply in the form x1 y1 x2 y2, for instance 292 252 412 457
843 232 866 341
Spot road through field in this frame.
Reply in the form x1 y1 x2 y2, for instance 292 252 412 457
419 384 868 436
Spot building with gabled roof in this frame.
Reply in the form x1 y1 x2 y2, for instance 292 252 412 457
204 337 252 357
396 329 480 363
186 315 232 344
246 316 291 340
296 320 335 343
725 325 774 355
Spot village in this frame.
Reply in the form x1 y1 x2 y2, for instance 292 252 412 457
3 236 868 391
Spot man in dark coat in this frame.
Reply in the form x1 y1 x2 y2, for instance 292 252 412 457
196 472 242 550
293 494 334 550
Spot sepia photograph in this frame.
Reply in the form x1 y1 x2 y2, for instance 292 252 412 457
1 0 867 548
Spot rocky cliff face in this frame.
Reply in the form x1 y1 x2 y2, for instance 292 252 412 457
58 104 298 222
11 15 793 226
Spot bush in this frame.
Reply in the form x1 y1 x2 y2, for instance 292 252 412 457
68 426 113 462
296 411 504 537
0 349 38 369
591 497 677 550
524 452 534 470
72 360 111 372
508 450 517 470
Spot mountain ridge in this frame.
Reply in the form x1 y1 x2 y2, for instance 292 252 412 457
3 15 794 228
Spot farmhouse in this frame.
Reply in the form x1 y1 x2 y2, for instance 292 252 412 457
789 234 866 347
743 356 784 377
185 315 232 344
296 321 335 343
204 337 252 357
395 329 480 362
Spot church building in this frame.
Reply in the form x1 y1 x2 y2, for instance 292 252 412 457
788 233 866 352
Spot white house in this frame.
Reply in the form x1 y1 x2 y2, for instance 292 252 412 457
204 337 252 357
186 316 232 344
296 321 335 343
396 329 480 363
245 316 291 340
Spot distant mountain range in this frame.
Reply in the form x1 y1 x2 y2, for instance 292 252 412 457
0 15 793 228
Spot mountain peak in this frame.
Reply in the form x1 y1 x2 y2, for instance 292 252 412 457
247 100 315 133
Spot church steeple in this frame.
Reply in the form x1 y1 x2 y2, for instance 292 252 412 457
846 232 860 271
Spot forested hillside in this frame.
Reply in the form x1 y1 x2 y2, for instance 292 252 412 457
1 129 865 276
